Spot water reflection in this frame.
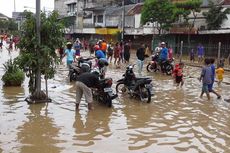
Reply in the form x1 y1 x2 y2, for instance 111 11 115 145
73 106 112 148
2 86 25 103
17 103 62 153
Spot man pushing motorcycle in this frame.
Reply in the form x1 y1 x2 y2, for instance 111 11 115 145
75 70 100 110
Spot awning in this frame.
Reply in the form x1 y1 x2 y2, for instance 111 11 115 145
198 29 230 34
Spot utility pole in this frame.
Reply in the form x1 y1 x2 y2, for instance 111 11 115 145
35 0 42 99
121 0 125 41
13 0 16 12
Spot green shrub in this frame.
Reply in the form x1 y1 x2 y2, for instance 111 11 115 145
1 59 25 86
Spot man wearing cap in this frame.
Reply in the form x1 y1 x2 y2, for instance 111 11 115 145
159 42 168 73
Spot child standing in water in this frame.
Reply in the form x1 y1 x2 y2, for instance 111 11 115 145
199 58 212 100
216 65 224 86
173 62 184 87
208 58 221 99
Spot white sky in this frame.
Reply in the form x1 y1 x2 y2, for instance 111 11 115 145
0 0 54 17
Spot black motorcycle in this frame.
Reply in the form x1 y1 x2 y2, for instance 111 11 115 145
92 75 117 107
116 65 153 103
69 57 93 82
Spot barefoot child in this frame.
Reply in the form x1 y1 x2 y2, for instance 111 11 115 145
216 65 224 86
199 58 212 100
173 62 184 87
208 58 221 99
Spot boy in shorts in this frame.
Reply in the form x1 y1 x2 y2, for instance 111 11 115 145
199 58 212 100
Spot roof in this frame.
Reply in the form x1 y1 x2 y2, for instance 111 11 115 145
0 13 10 20
127 3 143 15
105 5 135 16
201 0 224 7
199 29 230 34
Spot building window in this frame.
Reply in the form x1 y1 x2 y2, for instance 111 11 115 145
67 3 76 13
97 15 103 23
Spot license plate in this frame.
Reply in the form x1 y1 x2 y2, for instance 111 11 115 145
104 87 113 92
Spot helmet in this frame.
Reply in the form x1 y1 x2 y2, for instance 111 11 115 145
161 42 166 45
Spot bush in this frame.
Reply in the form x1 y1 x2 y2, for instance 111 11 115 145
1 59 25 86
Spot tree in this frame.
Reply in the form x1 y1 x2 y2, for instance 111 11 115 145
15 11 64 101
0 19 18 32
174 0 202 49
203 1 230 30
141 0 178 35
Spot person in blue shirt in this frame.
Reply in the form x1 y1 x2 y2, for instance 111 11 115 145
63 42 76 66
159 42 168 73
95 50 106 59
74 40 81 56
208 58 221 99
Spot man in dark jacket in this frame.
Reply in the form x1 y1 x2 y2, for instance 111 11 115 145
136 44 145 76
75 71 100 110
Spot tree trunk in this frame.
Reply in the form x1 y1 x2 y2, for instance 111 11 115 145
30 0 47 101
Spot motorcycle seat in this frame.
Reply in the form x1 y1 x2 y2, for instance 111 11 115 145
136 77 151 80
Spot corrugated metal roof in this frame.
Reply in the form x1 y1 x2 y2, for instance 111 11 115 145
105 4 136 16
127 3 143 15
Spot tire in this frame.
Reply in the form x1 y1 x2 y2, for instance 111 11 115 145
139 86 151 103
70 72 77 82
165 64 173 75
146 64 156 72
116 82 127 94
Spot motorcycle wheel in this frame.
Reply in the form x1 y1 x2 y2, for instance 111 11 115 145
165 65 173 75
116 82 128 95
70 72 77 82
146 64 156 72
139 86 151 103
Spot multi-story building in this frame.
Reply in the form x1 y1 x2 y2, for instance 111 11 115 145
54 0 145 41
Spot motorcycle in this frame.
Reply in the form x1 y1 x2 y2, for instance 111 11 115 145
91 68 117 107
116 65 153 103
146 53 160 72
69 57 93 82
146 53 174 75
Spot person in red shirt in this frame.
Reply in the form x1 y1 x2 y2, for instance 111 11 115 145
173 62 184 87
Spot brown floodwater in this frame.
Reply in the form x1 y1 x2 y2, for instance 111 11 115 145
0 48 230 153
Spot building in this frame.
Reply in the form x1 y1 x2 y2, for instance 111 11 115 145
54 0 145 42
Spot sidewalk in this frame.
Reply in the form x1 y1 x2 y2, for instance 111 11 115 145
178 59 230 85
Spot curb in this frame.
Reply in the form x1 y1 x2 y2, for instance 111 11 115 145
185 63 230 72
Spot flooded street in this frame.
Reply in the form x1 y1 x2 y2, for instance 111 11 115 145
1 49 230 153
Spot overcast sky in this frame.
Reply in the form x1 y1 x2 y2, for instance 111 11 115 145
0 0 54 17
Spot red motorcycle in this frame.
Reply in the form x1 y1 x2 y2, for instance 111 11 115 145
146 53 174 75
146 53 160 72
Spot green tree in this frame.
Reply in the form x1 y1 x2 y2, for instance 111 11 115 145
15 11 64 101
175 0 202 49
141 0 178 35
0 19 18 32
203 1 230 30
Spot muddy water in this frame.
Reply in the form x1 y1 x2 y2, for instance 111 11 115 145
0 49 230 153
